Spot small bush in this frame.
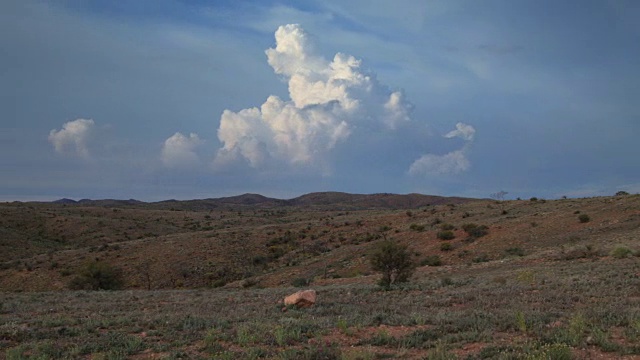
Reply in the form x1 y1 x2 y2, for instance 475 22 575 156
440 242 453 251
291 277 310 287
538 343 572 360
420 255 442 267
462 223 489 238
472 254 490 263
242 278 259 288
578 214 590 223
610 245 633 259
505 247 525 257
437 231 455 240
440 223 455 231
409 223 425 232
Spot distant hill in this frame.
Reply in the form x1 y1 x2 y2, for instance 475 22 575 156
47 192 478 210
52 198 77 204
288 192 476 209
52 198 144 207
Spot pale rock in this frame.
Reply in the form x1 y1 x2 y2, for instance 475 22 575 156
284 289 317 307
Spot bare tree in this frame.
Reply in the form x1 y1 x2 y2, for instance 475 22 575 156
490 191 508 201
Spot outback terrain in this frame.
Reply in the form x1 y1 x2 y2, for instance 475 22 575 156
1 192 639 359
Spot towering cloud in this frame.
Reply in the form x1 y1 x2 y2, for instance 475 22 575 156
214 24 412 170
48 118 95 158
161 132 202 168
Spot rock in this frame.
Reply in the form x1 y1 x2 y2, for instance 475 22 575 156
284 289 317 307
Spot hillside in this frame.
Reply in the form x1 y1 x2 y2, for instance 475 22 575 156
1 192 639 358
0 192 638 292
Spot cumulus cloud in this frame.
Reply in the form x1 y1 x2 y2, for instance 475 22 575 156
161 132 202 168
214 24 412 170
48 118 95 158
409 149 470 175
409 122 476 176
444 122 476 141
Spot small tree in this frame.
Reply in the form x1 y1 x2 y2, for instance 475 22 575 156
370 240 414 289
69 260 124 290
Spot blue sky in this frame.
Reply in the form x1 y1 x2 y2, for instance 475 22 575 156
1 0 639 201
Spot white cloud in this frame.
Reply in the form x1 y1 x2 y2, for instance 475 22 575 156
161 132 202 168
409 122 476 176
214 24 412 170
48 118 95 158
444 122 475 141
409 149 470 175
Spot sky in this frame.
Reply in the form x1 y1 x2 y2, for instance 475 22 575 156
1 0 639 201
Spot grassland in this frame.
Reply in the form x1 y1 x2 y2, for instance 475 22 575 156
1 193 639 358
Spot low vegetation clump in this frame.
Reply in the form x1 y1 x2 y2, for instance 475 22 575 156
505 247 525 257
436 230 455 240
440 242 453 251
462 223 489 238
440 223 455 231
409 223 425 232
610 245 633 259
420 255 442 267
578 214 591 223
291 277 310 287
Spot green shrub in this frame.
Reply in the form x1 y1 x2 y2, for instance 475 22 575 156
437 230 455 240
578 214 590 223
440 223 455 231
610 245 633 259
440 242 453 251
472 254 490 263
69 260 124 290
538 343 572 360
420 255 442 267
461 223 489 238
409 223 425 232
291 277 310 287
370 240 414 288
505 247 525 257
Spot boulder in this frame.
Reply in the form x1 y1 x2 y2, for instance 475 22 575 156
284 289 317 307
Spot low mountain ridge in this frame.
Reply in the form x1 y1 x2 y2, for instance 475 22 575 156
49 191 478 210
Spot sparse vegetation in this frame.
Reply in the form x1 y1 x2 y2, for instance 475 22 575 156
1 193 640 358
